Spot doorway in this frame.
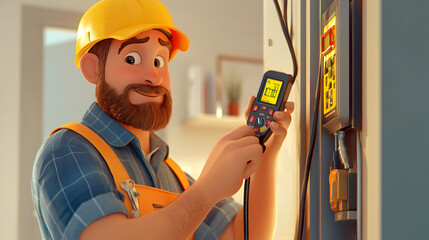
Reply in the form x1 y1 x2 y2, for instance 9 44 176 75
42 27 95 140
20 6 83 240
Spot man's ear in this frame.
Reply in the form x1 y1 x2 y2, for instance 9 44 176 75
80 53 99 85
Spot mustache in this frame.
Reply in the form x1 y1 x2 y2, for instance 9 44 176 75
124 84 169 96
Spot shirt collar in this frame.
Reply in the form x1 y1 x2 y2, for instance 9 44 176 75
82 102 135 147
81 102 169 161
149 131 170 161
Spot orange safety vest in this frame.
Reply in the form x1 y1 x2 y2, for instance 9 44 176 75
51 122 194 238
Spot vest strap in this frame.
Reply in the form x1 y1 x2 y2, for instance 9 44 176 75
164 158 190 190
51 122 131 189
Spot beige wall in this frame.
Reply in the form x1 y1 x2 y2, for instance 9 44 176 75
362 0 382 239
0 1 21 239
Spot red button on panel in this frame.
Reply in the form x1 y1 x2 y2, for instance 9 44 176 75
252 105 259 112
266 120 271 126
268 109 274 115
254 126 259 132
262 106 267 110
249 115 256 123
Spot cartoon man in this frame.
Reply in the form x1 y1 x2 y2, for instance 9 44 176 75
32 0 294 239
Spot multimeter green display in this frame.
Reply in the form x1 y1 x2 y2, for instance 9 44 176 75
247 70 294 144
260 78 283 105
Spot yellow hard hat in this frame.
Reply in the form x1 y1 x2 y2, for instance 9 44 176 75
75 0 189 69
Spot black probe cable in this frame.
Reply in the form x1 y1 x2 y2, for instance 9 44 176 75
296 59 322 240
244 177 251 240
273 0 298 80
243 1 298 240
274 0 323 239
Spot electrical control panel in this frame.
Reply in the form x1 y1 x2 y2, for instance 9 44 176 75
321 0 350 133
322 0 361 224
322 18 337 118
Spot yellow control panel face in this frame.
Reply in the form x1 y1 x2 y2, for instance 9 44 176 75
322 17 337 116
260 78 283 105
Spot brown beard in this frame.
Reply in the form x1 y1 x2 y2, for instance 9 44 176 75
96 78 172 131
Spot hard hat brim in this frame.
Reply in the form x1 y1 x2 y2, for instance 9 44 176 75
75 25 189 69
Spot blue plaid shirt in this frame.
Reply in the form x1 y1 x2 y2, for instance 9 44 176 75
32 102 241 240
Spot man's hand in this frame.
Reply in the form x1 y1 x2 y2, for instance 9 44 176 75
197 125 263 203
243 95 294 158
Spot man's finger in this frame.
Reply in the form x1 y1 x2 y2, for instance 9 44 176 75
285 101 294 113
265 121 288 152
269 121 288 138
222 125 255 141
228 135 259 151
273 111 292 130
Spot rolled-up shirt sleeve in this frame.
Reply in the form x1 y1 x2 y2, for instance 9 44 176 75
32 129 128 240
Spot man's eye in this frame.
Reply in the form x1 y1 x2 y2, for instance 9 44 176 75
124 52 141 65
154 56 165 68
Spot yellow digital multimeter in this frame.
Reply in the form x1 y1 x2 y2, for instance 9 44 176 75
247 70 294 144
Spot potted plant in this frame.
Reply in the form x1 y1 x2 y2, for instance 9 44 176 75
224 68 242 116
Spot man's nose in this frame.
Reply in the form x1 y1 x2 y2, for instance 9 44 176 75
143 66 163 86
